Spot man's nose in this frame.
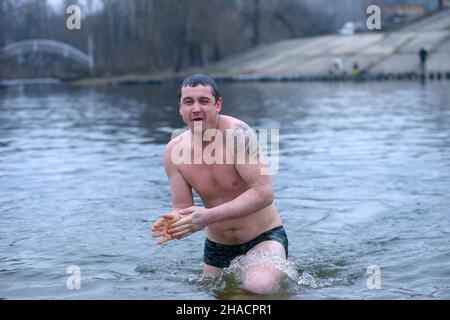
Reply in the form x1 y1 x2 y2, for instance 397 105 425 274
192 103 202 113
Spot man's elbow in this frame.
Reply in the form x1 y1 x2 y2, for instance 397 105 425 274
265 190 274 206
256 187 274 207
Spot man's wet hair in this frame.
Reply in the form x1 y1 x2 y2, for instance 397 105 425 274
178 74 221 103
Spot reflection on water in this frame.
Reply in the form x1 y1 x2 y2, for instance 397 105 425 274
0 81 449 299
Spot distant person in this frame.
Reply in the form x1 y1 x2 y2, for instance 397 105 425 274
352 62 361 77
419 47 428 79
330 57 344 76
151 74 288 295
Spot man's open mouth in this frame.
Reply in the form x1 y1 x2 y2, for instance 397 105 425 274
192 117 203 121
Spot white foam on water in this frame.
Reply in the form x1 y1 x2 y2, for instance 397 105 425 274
223 249 318 290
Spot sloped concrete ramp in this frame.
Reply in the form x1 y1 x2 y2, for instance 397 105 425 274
209 9 450 78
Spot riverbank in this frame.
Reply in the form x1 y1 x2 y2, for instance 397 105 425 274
70 73 168 86
68 9 450 86
69 69 450 87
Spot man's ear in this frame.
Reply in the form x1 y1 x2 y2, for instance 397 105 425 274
216 97 223 113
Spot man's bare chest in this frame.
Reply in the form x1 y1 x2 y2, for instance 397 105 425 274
179 164 246 200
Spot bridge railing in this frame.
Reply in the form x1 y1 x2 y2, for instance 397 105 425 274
1 39 94 72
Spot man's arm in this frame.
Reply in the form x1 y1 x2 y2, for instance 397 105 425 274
164 139 194 211
151 139 194 242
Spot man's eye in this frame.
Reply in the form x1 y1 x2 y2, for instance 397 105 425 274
199 100 209 104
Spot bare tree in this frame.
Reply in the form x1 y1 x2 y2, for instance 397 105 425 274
1 0 336 77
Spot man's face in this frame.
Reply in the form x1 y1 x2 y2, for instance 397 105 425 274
179 85 222 132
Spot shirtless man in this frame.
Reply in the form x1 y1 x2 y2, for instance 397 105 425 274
151 74 288 295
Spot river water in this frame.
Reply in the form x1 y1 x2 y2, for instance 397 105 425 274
0 81 449 299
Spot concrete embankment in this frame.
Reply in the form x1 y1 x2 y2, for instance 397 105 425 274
206 9 450 81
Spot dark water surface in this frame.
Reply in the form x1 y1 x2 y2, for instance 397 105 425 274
0 81 449 299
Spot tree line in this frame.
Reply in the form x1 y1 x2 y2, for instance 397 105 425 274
0 0 334 77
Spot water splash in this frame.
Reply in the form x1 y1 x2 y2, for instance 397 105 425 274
225 250 298 281
220 249 319 295
138 251 359 298
296 272 318 288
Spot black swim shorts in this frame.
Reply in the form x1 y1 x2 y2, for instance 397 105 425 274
203 225 288 268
